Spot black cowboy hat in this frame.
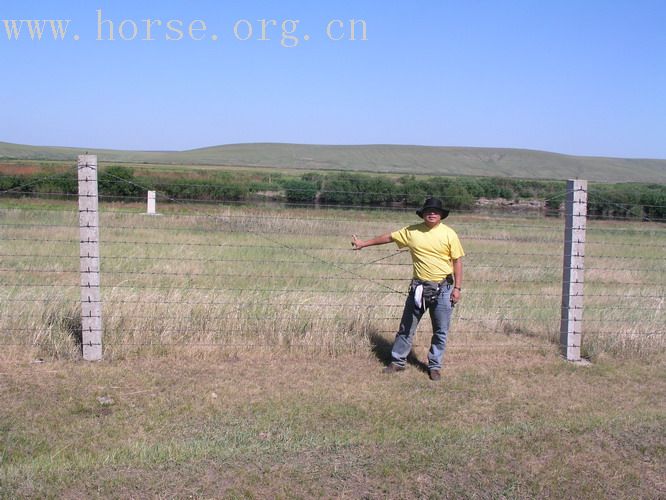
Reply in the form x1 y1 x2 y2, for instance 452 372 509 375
416 197 450 219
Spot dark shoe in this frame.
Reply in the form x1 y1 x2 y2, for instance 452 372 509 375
429 369 441 381
383 363 405 374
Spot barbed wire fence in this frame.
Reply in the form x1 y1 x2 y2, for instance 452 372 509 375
0 155 664 362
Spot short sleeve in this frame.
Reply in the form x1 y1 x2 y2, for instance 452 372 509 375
448 231 465 260
391 227 410 249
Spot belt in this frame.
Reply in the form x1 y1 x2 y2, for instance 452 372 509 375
411 274 453 287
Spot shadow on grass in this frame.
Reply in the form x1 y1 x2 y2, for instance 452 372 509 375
502 321 559 346
369 331 428 373
41 305 83 359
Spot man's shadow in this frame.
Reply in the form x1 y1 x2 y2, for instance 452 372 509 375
369 332 428 373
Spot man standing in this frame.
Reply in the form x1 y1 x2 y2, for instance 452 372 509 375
352 198 464 381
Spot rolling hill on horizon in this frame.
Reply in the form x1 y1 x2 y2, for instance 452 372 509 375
1 141 664 183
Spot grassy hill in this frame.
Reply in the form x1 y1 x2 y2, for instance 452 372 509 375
1 141 664 183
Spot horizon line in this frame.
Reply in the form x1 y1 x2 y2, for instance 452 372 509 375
1 140 664 162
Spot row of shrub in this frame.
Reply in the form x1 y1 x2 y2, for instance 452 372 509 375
283 173 567 211
588 183 666 220
1 166 664 220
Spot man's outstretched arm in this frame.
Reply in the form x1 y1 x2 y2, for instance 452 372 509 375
351 233 393 250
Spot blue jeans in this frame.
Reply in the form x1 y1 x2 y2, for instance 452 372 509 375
391 282 453 370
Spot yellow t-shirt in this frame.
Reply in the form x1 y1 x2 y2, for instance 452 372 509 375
391 222 465 281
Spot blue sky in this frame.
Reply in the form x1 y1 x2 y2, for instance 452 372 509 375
1 0 665 159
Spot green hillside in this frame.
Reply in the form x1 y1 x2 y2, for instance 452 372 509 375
1 141 664 183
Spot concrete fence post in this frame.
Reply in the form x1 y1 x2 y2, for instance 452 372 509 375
560 179 587 361
78 155 103 361
147 190 156 215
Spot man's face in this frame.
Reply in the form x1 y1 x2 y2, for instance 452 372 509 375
422 209 442 227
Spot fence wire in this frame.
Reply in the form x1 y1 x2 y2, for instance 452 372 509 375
1 176 664 359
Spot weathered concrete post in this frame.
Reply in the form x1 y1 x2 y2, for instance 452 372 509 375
560 179 587 361
78 155 103 361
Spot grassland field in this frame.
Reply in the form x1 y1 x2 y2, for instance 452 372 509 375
2 141 666 183
0 196 664 498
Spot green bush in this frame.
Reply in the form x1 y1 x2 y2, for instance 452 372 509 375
588 183 666 220
99 166 142 198
154 178 249 202
319 173 396 206
282 179 318 203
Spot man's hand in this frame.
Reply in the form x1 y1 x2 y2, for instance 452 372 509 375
450 288 462 304
351 235 364 250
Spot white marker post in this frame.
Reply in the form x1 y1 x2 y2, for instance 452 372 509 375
78 155 103 361
147 190 156 215
560 179 587 362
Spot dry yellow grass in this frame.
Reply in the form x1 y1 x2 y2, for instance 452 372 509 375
0 199 663 362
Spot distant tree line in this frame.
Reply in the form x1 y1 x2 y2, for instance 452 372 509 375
285 173 566 211
1 166 664 220
587 183 666 220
